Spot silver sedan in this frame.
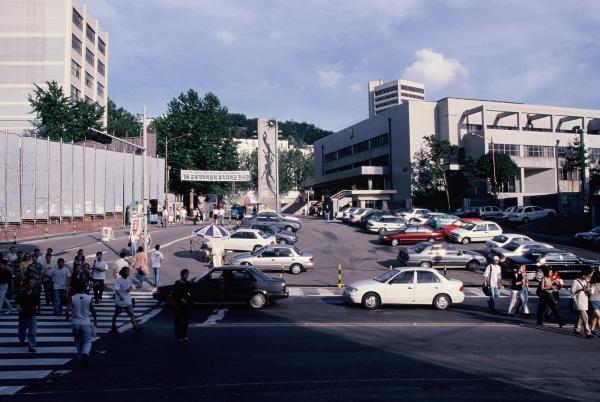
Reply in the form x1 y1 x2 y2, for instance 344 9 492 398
397 242 487 271
227 245 314 275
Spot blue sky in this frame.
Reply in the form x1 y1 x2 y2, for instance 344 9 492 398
86 0 600 131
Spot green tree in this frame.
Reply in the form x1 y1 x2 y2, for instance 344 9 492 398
107 99 141 137
406 135 459 211
238 149 258 190
279 149 313 194
475 152 519 197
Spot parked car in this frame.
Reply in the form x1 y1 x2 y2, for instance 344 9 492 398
574 226 600 246
230 204 247 220
152 266 288 309
348 208 376 224
227 244 314 275
440 218 482 237
335 205 353 220
343 268 465 310
502 248 599 281
409 212 446 224
341 207 359 222
244 214 302 232
425 214 460 228
506 206 556 224
455 206 504 220
366 215 407 234
243 223 297 245
222 228 277 252
490 240 553 262
455 207 480 218
501 206 522 221
447 220 503 244
484 234 534 253
255 211 301 224
359 209 384 227
399 208 432 221
379 225 444 246
397 242 487 271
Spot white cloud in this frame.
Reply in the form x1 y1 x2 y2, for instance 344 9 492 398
318 68 344 88
349 83 362 92
402 48 469 91
213 30 238 45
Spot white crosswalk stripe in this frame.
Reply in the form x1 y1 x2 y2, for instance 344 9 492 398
0 290 161 395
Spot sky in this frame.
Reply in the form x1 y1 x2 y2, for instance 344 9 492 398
85 0 600 132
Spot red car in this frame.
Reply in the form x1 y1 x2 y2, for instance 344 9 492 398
379 225 444 246
440 218 482 237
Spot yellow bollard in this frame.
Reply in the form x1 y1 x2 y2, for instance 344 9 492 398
443 265 447 276
280 264 284 279
44 228 48 239
337 264 343 288
73 224 77 234
13 233 17 244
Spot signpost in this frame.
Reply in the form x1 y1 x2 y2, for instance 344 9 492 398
101 226 115 242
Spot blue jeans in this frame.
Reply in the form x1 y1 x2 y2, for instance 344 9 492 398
18 315 37 348
130 241 137 256
53 289 67 314
136 270 147 288
153 267 160 287
0 283 13 313
487 287 500 310
72 322 92 356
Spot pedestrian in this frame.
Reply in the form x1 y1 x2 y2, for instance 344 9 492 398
181 208 187 225
68 286 97 365
16 253 29 291
16 278 40 352
507 264 530 317
324 205 330 223
25 254 44 298
150 244 164 289
51 258 71 316
210 237 225 267
0 259 14 314
74 249 86 266
218 206 225 226
572 269 593 339
518 264 530 317
132 246 149 289
172 269 192 343
483 255 502 313
81 263 92 294
198 207 204 224
129 231 139 256
536 268 565 327
546 269 564 318
113 251 130 282
91 252 108 303
69 264 88 296
40 253 56 306
212 207 218 224
175 208 181 225
588 270 600 335
162 208 168 227
6 246 18 267
110 266 143 334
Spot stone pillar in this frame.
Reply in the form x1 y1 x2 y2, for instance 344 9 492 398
520 167 526 194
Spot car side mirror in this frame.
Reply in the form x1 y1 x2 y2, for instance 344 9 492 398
457 251 463 255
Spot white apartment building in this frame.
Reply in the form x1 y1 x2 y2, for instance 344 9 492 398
234 138 313 157
368 79 425 117
0 0 109 132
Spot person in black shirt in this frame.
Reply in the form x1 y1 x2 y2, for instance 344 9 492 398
16 278 40 352
172 269 192 343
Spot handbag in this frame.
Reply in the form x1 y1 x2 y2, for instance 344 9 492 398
482 265 492 296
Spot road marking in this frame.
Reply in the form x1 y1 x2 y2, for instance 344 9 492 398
0 370 52 380
0 336 98 344
0 358 70 366
316 288 335 297
191 308 228 327
195 322 539 328
287 288 304 297
0 346 76 354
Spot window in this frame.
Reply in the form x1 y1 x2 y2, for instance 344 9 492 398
277 248 292 257
352 140 370 154
260 250 276 258
230 232 244 239
207 270 224 280
72 8 83 29
400 84 425 94
98 38 106 55
474 225 487 232
589 148 600 162
85 48 94 66
85 96 93 103
71 60 81 79
337 146 353 158
85 72 93 88
374 86 397 96
70 85 80 100
97 82 104 97
98 60 105 77
487 224 500 231
404 227 418 233
72 34 82 54
86 24 95 43
247 232 257 239
391 271 414 284
525 145 554 158
324 151 337 163
492 143 520 157
401 92 425 100
231 270 253 280
370 133 389 148
417 271 440 284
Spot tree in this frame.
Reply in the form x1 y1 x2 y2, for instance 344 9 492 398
28 80 104 141
475 152 519 197
107 99 141 137
406 135 459 211
238 149 258 190
279 149 313 194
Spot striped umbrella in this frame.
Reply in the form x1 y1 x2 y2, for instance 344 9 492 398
193 224 230 238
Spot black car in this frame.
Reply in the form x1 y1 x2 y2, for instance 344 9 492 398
153 266 288 309
502 248 599 281
243 223 297 244
574 226 600 246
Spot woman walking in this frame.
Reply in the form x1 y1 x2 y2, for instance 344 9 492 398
536 268 564 327
572 269 593 339
507 265 529 317
589 270 600 336
131 246 149 289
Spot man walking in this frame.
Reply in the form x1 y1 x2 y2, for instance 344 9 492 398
172 269 192 343
68 286 97 365
25 254 44 298
51 258 71 316
150 244 164 289
0 259 14 314
91 252 108 304
16 278 40 352
113 251 130 281
110 267 143 334
483 256 502 313
40 253 56 306
572 269 593 339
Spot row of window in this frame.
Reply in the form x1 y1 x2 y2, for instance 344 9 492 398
324 134 389 163
401 92 424 100
375 99 399 109
400 84 424 94
71 59 105 88
324 154 390 175
374 86 397 96
374 93 398 102
71 38 105 76
72 8 106 55
70 81 104 100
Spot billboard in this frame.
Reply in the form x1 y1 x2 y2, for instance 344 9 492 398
180 170 251 182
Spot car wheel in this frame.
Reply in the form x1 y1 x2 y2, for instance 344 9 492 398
461 237 470 245
278 239 288 245
535 269 544 282
428 237 435 243
467 260 479 271
241 262 252 266
285 225 293 231
522 217 530 224
433 294 451 310
379 228 386 235
419 261 432 268
289 263 303 275
249 292 267 310
361 292 381 310
253 245 262 252
391 238 400 247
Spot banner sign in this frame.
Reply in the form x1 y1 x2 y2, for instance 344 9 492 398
181 170 251 182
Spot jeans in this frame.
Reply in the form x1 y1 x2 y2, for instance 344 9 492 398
18 315 37 348
508 288 530 315
130 241 137 256
325 212 330 223
53 288 67 314
72 322 93 356
43 279 54 305
537 291 564 325
92 280 104 302
0 283 13 313
153 267 160 287
521 288 529 313
136 270 147 288
487 287 500 310
174 305 190 340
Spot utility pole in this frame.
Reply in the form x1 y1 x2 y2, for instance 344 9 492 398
142 106 148 254
555 139 561 214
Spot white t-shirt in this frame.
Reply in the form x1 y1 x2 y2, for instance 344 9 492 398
91 259 108 280
150 250 164 268
572 279 589 311
6 253 18 263
41 260 57 278
114 258 129 271
51 266 71 290
483 264 502 288
71 293 92 325
115 276 133 307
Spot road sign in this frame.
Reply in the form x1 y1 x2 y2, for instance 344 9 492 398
180 170 251 182
101 226 114 242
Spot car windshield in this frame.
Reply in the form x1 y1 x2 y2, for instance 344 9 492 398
515 208 524 213
251 247 266 256
503 242 520 251
412 243 428 253
293 247 302 255
270 225 281 233
492 235 508 243
374 270 397 283
258 231 270 239
462 223 476 231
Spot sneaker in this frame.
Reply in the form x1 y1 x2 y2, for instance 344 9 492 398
28 347 36 353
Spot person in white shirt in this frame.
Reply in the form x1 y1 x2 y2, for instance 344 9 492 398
51 258 71 315
40 253 57 306
572 269 593 339
110 266 142 334
68 287 97 365
483 256 503 313
6 247 18 265
150 244 164 288
113 251 130 281
91 252 108 304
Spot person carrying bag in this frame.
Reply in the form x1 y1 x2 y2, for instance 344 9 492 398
131 246 149 290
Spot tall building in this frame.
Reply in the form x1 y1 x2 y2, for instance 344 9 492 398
0 0 109 133
368 79 425 117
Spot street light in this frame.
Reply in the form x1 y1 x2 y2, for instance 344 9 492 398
555 139 561 214
466 131 497 188
163 133 192 214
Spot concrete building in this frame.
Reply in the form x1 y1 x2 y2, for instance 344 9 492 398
309 97 600 209
234 138 313 157
368 79 425 117
0 0 109 132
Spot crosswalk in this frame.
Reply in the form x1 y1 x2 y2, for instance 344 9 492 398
0 290 159 396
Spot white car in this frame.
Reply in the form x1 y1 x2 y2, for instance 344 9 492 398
222 228 277 252
256 210 301 223
484 234 533 252
507 206 556 224
343 268 465 310
228 244 314 274
335 205 352 220
341 207 359 222
349 208 375 224
366 216 407 234
490 240 553 262
409 212 445 224
447 221 502 244
400 208 432 221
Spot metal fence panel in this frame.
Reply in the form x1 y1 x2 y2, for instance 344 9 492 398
0 134 6 222
94 148 106 214
105 150 116 213
149 157 158 199
133 154 142 203
48 141 61 216
61 143 73 217
21 137 36 219
84 145 94 214
123 152 133 208
113 152 124 213
34 138 49 219
5 134 21 222
72 144 84 216
157 158 165 204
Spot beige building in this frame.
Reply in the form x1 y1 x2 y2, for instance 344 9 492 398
368 79 425 117
0 0 109 132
